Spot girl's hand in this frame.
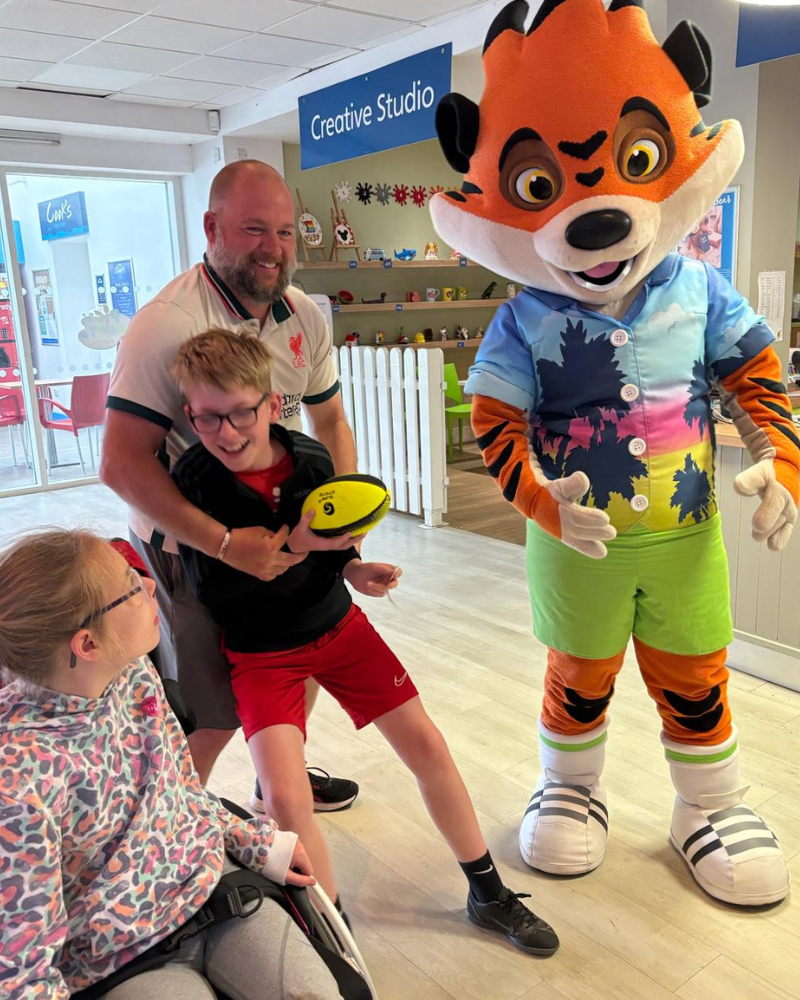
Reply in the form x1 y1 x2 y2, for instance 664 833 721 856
287 511 354 554
342 561 402 598
285 840 316 887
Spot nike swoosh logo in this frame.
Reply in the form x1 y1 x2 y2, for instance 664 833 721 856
474 866 494 874
394 672 408 687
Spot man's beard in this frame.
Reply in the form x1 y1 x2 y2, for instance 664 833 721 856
209 245 297 304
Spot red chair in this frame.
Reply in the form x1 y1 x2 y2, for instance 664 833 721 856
0 385 30 468
38 373 110 476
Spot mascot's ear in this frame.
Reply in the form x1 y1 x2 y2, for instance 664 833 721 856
483 0 527 54
436 93 480 174
663 20 713 109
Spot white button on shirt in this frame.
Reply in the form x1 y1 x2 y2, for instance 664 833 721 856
628 437 647 456
630 494 649 512
610 329 628 347
621 383 639 403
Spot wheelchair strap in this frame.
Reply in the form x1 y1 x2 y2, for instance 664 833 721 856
70 869 276 1000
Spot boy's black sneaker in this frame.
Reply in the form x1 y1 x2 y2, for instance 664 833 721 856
466 888 559 956
250 768 359 814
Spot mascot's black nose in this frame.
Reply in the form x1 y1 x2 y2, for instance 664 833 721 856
565 210 632 251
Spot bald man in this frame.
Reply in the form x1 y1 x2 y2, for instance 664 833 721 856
101 161 359 804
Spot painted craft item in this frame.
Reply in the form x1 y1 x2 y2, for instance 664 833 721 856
394 248 417 261
361 292 387 304
429 0 800 909
425 242 440 259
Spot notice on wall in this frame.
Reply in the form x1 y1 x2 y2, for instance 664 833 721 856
108 259 137 319
757 270 786 342
33 268 59 346
677 187 739 286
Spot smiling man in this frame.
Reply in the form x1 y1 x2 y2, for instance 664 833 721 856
101 160 358 802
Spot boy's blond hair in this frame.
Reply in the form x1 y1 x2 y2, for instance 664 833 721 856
171 329 273 396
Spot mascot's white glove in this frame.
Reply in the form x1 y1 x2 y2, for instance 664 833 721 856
543 470 617 560
734 459 797 552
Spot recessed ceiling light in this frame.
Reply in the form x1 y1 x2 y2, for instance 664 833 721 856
737 1 800 6
0 128 61 145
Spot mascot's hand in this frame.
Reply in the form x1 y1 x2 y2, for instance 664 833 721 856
543 471 617 560
734 459 797 551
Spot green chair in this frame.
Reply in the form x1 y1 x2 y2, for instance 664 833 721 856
443 362 473 460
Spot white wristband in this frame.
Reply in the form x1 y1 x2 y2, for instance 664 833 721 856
216 530 231 562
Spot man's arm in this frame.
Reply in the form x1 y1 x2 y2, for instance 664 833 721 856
304 392 357 475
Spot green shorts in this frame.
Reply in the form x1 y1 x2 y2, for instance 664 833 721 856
526 515 733 659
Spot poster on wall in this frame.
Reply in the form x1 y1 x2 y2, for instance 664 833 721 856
108 259 137 318
677 186 739 286
32 269 59 346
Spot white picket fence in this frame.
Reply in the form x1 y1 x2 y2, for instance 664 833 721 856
335 346 448 527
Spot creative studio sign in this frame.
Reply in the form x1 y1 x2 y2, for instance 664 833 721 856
299 45 452 169
38 191 89 242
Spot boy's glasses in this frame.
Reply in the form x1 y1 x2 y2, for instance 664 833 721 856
69 568 146 669
188 391 269 435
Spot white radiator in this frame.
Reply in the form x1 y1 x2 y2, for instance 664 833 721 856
335 346 448 527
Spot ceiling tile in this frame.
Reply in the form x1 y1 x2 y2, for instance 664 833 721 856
266 7 407 46
165 55 276 87
250 66 307 90
357 23 423 50
0 55 52 81
0 0 139 39
325 0 472 22
33 62 148 90
106 15 248 53
0 27 89 61
66 40 193 74
302 45 360 69
123 74 232 102
109 91 195 106
214 32 351 67
200 85 266 108
155 0 310 32
53 0 162 11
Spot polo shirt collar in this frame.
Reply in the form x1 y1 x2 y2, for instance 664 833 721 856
524 252 679 312
201 254 296 326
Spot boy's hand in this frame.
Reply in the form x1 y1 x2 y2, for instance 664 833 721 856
225 525 307 581
287 511 355 554
342 560 402 598
285 840 316 888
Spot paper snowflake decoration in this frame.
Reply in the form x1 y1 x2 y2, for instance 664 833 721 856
356 182 373 205
411 185 427 208
334 181 352 203
375 183 391 206
429 185 444 196
393 184 409 206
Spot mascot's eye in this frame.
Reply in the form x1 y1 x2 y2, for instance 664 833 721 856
514 167 556 204
624 139 660 178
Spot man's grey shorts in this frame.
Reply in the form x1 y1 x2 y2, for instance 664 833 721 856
130 532 240 731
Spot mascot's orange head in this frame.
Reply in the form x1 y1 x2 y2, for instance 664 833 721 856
430 0 744 305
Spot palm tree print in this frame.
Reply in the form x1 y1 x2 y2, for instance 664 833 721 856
564 423 647 506
670 454 713 524
684 358 711 438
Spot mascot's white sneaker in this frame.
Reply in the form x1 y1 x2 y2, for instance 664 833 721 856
520 718 609 875
664 728 789 906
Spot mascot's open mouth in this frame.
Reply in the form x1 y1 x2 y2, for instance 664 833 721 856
569 258 633 292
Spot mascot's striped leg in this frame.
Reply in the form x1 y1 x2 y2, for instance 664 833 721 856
635 639 789 906
520 648 622 875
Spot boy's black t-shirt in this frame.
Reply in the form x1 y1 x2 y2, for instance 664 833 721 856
171 425 357 653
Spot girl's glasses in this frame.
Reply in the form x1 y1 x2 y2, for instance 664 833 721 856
69 568 146 669
188 391 269 435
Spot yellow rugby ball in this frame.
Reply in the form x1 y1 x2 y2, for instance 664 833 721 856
301 474 391 537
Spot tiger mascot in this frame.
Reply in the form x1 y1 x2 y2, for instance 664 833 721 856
431 0 799 907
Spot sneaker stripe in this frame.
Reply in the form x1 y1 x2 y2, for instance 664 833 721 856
537 806 589 824
588 808 608 832
725 836 782 858
706 805 756 824
542 792 590 809
683 823 715 853
589 797 608 818
689 837 724 866
713 819 769 838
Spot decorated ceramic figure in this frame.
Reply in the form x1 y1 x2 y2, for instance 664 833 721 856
455 324 469 341
475 325 484 340
344 332 360 347
481 281 497 299
425 241 440 260
430 0 799 908
440 325 449 341
375 329 385 344
394 248 418 261
414 332 426 344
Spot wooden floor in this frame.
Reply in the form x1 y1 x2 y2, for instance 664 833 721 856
445 444 527 546
1 484 799 1000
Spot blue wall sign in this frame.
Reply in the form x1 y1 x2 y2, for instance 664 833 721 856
38 191 89 242
0 221 25 266
299 45 452 170
108 259 137 318
737 5 800 67
96 274 107 305
677 187 739 287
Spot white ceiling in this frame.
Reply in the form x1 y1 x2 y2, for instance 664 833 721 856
0 0 494 113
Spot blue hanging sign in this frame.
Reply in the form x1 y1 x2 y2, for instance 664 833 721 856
96 274 107 305
0 222 25 265
108 258 137 318
677 187 739 287
38 191 89 242
299 45 452 170
737 5 800 67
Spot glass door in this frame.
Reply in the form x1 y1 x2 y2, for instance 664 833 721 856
3 172 180 487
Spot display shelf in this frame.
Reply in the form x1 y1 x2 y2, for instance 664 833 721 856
400 340 480 350
297 259 485 270
335 298 507 314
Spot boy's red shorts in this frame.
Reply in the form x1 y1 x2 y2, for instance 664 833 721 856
226 605 419 740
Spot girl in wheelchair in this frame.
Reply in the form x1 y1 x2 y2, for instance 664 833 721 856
0 529 357 1000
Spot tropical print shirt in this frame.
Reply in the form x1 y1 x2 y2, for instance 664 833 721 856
466 253 775 532
0 657 297 1000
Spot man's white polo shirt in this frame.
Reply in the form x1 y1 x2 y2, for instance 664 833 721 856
107 257 339 551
